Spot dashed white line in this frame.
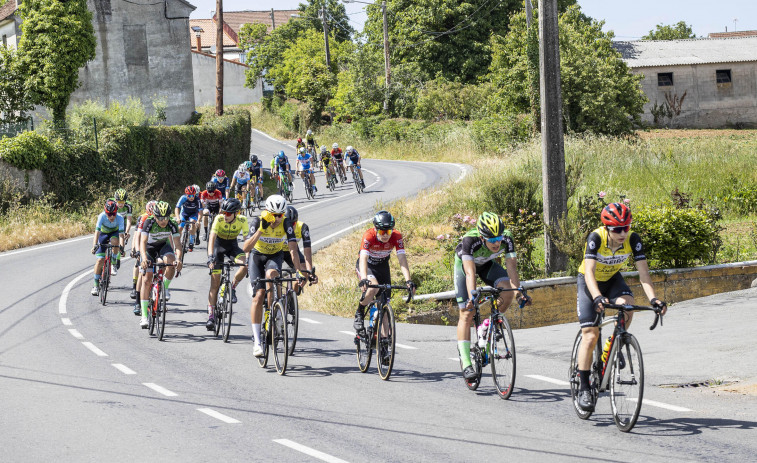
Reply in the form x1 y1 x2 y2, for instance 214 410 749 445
274 439 350 463
112 363 136 375
143 383 178 397
61 318 72 326
630 398 692 412
395 343 417 350
82 342 108 357
449 357 460 361
197 408 241 424
525 374 570 386
68 329 84 339
339 330 355 336
59 270 92 314
299 317 321 324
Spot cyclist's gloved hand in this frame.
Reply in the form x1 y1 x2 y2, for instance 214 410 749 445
592 295 609 312
260 210 275 227
518 293 532 307
406 280 416 293
358 278 370 290
650 297 667 314
207 255 215 267
91 244 98 255
119 245 125 256
130 249 138 259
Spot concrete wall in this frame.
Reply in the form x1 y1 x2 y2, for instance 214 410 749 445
0 19 19 49
634 62 757 128
191 51 263 107
0 160 46 197
69 0 196 126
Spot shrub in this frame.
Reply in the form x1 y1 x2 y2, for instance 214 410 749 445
0 131 51 170
43 140 113 204
470 113 533 151
477 172 542 219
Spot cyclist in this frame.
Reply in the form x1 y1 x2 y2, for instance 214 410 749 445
296 147 317 196
212 169 230 199
242 194 303 357
295 137 306 153
575 202 667 412
281 205 319 291
130 200 156 314
229 165 251 205
272 150 294 191
175 185 201 252
206 198 250 331
90 199 125 295
345 145 365 188
453 212 530 380
192 183 202 243
139 201 182 328
331 143 346 183
247 154 265 200
320 145 336 184
200 181 223 241
305 129 318 166
110 188 133 272
354 211 415 334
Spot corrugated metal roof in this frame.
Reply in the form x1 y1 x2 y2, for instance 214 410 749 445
614 37 757 68
708 30 757 38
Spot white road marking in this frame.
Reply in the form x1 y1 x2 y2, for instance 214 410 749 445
297 169 380 212
143 383 178 397
449 357 460 361
311 219 372 247
299 317 321 324
274 439 350 463
339 330 355 336
395 343 417 350
82 342 108 357
0 235 92 259
112 363 136 375
252 129 285 144
61 318 72 326
630 398 692 412
525 374 570 386
68 329 84 339
197 408 241 424
59 270 92 314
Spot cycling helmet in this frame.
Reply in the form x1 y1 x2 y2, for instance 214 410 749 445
306 129 312 136
477 212 503 239
238 162 247 171
215 169 225 177
154 201 171 218
220 198 241 214
104 199 119 215
250 154 258 163
285 205 298 224
205 181 216 192
298 147 305 154
114 188 128 201
320 145 328 153
332 142 339 149
185 185 198 196
244 161 253 170
346 145 354 154
145 200 157 214
297 137 302 143
265 194 287 214
601 203 632 227
373 210 395 231
278 150 285 158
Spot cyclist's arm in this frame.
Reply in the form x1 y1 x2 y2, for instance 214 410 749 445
229 177 238 190
582 259 603 301
634 259 664 311
242 217 264 253
397 252 412 283
358 252 369 280
287 241 303 273
462 258 477 303
503 256 521 289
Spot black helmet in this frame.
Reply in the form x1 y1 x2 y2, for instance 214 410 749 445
206 181 216 192
250 154 258 163
285 205 298 223
373 210 395 231
220 198 241 214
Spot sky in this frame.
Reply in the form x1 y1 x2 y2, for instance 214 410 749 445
188 0 757 40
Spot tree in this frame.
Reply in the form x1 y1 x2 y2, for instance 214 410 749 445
17 0 96 127
489 6 647 136
298 0 354 43
642 21 696 40
0 46 34 124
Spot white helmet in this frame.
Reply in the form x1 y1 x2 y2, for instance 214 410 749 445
265 194 287 214
306 129 312 135
298 147 305 154
238 163 246 171
346 146 354 154
332 142 339 149
320 145 328 153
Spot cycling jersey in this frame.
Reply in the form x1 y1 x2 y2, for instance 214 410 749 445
210 214 250 241
233 170 250 186
279 221 311 252
296 141 306 151
454 228 516 270
136 213 150 232
247 160 263 179
176 195 201 217
359 228 405 265
321 151 332 164
577 226 645 282
297 152 313 171
346 150 360 164
200 189 223 208
331 148 343 161
274 155 290 172
212 176 230 195
249 215 296 255
306 134 317 146
95 212 125 235
108 198 133 220
140 216 180 246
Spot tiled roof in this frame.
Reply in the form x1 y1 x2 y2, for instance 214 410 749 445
189 18 237 49
708 30 757 38
614 37 757 68
222 10 300 34
1 0 17 22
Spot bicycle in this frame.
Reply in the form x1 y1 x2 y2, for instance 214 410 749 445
335 160 347 184
252 178 263 210
277 173 293 203
325 165 336 192
462 286 527 399
354 283 413 380
568 302 664 432
98 243 119 306
178 220 191 273
211 259 246 342
280 267 316 355
147 262 175 341
253 272 304 375
349 164 364 194
300 169 315 200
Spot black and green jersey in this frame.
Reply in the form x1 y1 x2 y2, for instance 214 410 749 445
108 198 133 219
454 228 516 270
140 216 180 246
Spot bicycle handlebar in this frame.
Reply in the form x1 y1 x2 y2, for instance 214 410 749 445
471 286 529 309
359 283 414 304
602 302 664 330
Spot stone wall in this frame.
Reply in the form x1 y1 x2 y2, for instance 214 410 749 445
0 160 45 197
191 51 263 107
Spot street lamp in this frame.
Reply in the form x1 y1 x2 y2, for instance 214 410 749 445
191 26 204 52
342 0 390 113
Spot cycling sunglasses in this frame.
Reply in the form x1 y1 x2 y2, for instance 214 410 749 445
607 225 630 233
486 235 504 243
223 211 236 217
376 228 392 236
272 213 285 218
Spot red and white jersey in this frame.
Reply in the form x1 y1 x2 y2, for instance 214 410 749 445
136 213 150 232
359 228 405 265
200 189 223 207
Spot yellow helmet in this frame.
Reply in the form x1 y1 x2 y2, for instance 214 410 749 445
154 201 170 218
476 212 503 239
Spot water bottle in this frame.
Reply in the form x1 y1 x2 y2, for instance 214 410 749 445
477 319 490 348
368 306 378 328
601 336 612 363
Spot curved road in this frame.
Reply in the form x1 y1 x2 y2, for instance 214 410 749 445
1 131 755 461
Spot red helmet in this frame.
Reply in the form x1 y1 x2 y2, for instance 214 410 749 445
601 203 632 227
297 137 302 143
104 199 119 215
185 185 198 196
215 169 225 177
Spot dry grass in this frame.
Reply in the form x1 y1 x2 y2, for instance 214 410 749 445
0 219 89 252
639 128 757 140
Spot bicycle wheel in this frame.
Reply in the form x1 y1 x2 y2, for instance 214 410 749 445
156 283 167 341
490 314 516 399
222 288 233 343
376 304 396 380
148 285 158 336
257 307 270 367
214 280 227 337
610 333 644 432
99 257 110 306
569 330 599 420
271 301 288 375
286 290 299 355
460 345 482 391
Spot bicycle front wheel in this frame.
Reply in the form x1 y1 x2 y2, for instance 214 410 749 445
610 333 644 432
222 289 233 343
156 285 167 341
99 260 110 306
376 304 396 380
286 290 299 355
490 314 516 399
271 301 288 375
148 287 158 336
257 308 270 368
214 281 228 338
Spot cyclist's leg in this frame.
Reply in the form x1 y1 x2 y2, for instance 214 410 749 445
159 243 177 288
486 262 514 310
606 272 635 327
454 263 476 371
249 253 269 346
139 248 158 323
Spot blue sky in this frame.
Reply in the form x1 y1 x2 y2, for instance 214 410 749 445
189 1 757 40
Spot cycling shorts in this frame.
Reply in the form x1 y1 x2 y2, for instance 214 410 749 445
95 231 120 257
211 238 246 275
249 251 284 292
453 260 509 309
180 213 198 226
204 203 220 214
143 242 175 272
277 165 290 173
282 248 306 270
576 272 633 328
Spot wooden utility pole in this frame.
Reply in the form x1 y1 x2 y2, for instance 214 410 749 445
321 5 331 67
215 0 224 115
270 8 276 30
382 0 391 113
538 0 567 273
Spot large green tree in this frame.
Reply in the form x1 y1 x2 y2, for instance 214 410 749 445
489 6 646 136
17 0 96 126
0 46 34 124
642 21 696 40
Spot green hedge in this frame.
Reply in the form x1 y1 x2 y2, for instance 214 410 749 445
470 113 534 151
0 131 51 170
323 117 465 144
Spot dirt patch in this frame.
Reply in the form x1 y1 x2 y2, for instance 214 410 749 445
715 382 757 396
638 129 757 140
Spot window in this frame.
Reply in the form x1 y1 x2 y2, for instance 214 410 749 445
657 72 674 87
716 69 732 84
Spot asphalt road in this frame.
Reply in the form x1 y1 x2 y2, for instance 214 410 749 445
1 131 755 462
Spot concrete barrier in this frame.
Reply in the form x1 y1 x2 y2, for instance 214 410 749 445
0 160 46 197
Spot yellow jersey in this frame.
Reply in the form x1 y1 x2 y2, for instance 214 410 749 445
577 226 646 282
249 214 296 255
211 214 249 241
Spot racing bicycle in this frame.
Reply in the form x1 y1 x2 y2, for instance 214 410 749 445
212 259 246 342
147 262 175 341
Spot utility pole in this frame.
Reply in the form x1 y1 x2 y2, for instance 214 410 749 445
321 5 331 67
382 0 390 113
215 0 224 116
538 0 567 273
270 8 276 30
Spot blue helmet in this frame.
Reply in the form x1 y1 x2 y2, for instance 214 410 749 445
278 150 285 158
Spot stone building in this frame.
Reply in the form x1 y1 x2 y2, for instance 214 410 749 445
615 36 757 128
